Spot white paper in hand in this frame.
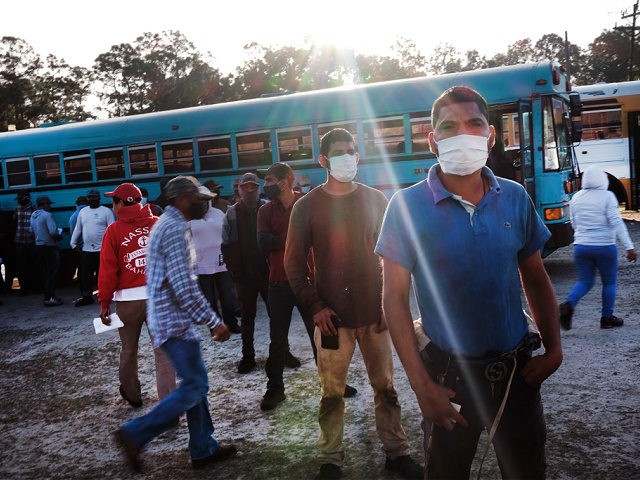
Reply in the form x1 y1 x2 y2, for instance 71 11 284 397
93 313 124 334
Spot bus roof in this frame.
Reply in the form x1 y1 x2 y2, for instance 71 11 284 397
574 81 640 99
0 61 568 159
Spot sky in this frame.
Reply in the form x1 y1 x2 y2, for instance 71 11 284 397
1 0 635 75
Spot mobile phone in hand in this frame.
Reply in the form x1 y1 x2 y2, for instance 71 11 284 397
321 315 339 350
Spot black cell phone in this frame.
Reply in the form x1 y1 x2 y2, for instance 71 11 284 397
321 315 339 350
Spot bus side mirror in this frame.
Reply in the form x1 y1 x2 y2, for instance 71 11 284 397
569 93 582 117
571 120 583 144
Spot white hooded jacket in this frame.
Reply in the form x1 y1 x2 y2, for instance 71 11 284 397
570 166 634 250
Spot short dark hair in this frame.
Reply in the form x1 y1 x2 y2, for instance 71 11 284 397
431 86 489 128
320 128 355 158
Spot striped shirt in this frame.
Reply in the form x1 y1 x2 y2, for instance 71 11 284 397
146 205 221 348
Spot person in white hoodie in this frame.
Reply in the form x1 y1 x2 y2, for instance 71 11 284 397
559 166 637 330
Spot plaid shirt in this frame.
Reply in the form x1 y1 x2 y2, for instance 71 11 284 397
14 203 35 244
146 205 221 348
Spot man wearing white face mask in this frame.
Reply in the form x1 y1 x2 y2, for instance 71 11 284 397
376 86 562 479
285 129 423 480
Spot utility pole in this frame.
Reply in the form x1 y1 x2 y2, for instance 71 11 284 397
621 1 640 80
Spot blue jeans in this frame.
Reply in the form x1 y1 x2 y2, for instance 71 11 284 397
567 244 618 317
121 338 219 461
265 282 315 391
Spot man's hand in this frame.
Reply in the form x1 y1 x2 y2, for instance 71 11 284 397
211 323 230 342
520 350 562 388
414 381 467 431
100 307 111 326
313 307 339 336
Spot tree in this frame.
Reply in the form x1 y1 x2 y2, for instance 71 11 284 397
578 29 637 83
427 44 463 75
533 33 584 81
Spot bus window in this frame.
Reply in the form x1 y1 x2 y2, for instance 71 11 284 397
6 157 31 188
363 116 405 158
277 127 313 162
95 148 125 181
409 113 432 153
64 150 92 183
34 154 62 186
542 97 572 171
318 122 358 146
237 131 272 168
128 144 158 176
162 140 194 174
501 113 520 149
198 136 232 171
581 109 622 140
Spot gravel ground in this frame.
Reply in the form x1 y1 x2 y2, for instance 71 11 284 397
1 216 639 479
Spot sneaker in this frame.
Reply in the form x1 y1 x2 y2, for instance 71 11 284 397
191 444 238 469
385 455 424 479
74 296 94 307
559 301 573 330
601 316 624 329
237 356 256 374
343 384 358 398
260 388 286 411
315 463 342 479
113 428 142 473
43 297 63 307
285 351 302 368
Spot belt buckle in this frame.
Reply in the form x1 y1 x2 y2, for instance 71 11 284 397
484 360 508 382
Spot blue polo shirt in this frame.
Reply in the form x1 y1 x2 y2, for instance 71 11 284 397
375 166 550 357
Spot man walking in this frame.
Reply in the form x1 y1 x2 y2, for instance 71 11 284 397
70 189 114 306
376 86 562 479
98 182 175 409
285 129 423 480
113 176 236 472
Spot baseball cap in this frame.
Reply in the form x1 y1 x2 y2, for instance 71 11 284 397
257 163 293 181
36 195 54 206
239 173 260 186
164 176 214 200
105 183 142 203
203 179 223 191
86 189 100 198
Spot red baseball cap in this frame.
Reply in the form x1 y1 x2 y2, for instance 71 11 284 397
105 183 142 203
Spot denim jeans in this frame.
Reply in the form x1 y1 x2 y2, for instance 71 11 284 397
567 244 618 317
265 282 315 391
121 338 219 461
234 279 269 359
315 323 409 466
422 347 546 479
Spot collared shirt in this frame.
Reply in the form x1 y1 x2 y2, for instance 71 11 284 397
14 203 35 244
146 205 221 348
375 166 550 357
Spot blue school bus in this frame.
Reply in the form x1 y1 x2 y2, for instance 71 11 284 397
0 60 581 267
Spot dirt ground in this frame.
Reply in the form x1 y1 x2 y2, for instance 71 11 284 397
1 216 639 480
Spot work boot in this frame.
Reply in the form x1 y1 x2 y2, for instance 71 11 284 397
600 316 623 329
74 296 94 307
285 351 301 368
559 301 573 330
343 384 358 398
315 463 342 479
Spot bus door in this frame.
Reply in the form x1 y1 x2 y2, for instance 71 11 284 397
627 111 640 210
487 106 525 186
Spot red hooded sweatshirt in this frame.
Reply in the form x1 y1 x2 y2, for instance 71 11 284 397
98 204 157 309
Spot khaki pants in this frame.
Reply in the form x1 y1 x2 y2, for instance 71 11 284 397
116 300 176 403
315 323 409 466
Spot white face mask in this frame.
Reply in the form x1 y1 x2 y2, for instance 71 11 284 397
435 134 489 176
328 153 358 183
140 197 148 206
300 185 311 194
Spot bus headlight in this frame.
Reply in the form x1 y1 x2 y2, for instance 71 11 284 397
544 206 568 221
